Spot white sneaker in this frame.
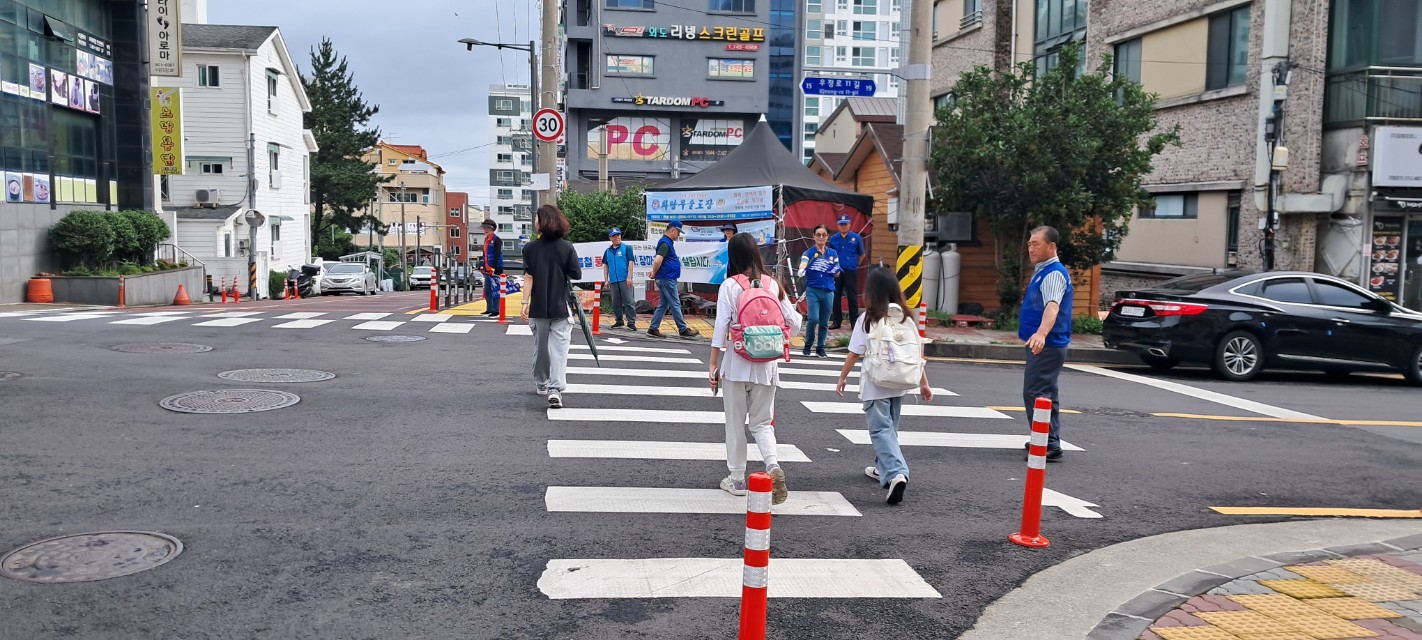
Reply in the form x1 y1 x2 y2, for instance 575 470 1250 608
768 466 788 505
864 466 880 482
719 476 747 496
536 386 549 396
547 391 562 409
886 474 907 504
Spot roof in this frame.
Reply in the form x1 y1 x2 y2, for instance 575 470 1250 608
834 123 905 186
172 205 242 221
181 25 277 51
813 152 850 175
386 144 429 161
820 97 899 128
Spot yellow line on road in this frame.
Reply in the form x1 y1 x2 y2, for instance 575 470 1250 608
1212 506 1422 518
986 406 1083 414
1154 412 1422 428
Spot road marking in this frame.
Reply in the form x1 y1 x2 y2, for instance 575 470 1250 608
572 344 691 354
1042 488 1103 518
192 317 262 327
537 558 941 599
274 312 326 319
25 314 114 322
545 487 860 516
0 311 43 318
128 311 192 316
200 311 263 318
411 314 451 323
507 324 533 336
802 402 1011 419
1212 506 1422 518
352 321 405 331
110 315 192 325
567 353 702 364
345 313 391 320
547 440 811 462
272 319 334 329
986 406 1082 414
836 429 1084 451
549 408 724 424
777 358 852 368
928 356 1026 365
428 323 475 334
793 353 846 360
777 379 957 396
1154 413 1422 428
563 384 714 397
567 367 703 380
778 368 859 378
1066 364 1325 421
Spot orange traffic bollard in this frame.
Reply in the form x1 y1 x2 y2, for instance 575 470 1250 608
738 472 773 640
117 274 126 308
429 276 438 312
592 281 603 336
1010 397 1054 549
917 302 928 338
220 277 228 304
497 275 509 324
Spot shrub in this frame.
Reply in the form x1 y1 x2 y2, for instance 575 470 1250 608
62 265 92 276
49 210 116 269
118 210 171 263
1073 315 1104 335
268 270 289 299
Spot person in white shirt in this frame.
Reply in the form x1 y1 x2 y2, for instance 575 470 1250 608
708 233 803 505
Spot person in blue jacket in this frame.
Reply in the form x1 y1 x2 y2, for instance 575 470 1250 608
797 224 841 358
827 213 865 330
1019 226 1073 462
647 220 700 339
602 227 637 331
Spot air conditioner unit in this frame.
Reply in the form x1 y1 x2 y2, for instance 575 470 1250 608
196 188 219 206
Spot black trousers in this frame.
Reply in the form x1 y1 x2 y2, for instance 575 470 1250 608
831 269 859 325
1023 346 1067 451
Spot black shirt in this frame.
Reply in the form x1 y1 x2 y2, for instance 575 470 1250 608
522 237 582 319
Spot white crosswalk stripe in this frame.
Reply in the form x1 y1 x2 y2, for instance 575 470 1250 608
274 312 326 319
410 314 451 323
566 367 703 379
200 311 263 318
428 323 474 334
777 368 859 378
110 315 192 325
545 487 860 516
547 440 811 462
572 344 691 354
345 313 391 320
26 314 116 322
548 408 722 424
834 429 1084 451
352 321 405 331
777 358 851 367
272 319 334 329
562 383 712 397
567 353 702 364
802 401 1011 419
537 559 941 599
507 324 533 336
192 317 261 327
776 379 957 396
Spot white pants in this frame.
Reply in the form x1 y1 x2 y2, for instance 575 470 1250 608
722 380 779 480
530 317 572 392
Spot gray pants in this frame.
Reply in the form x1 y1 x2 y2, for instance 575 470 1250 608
531 317 572 392
609 280 635 327
1023 346 1067 450
722 380 779 481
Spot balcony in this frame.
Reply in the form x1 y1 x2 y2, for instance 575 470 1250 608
1325 67 1422 127
960 10 982 29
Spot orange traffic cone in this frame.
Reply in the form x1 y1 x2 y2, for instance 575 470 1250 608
173 284 191 305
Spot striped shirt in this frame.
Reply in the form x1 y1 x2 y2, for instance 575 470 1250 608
1034 256 1067 305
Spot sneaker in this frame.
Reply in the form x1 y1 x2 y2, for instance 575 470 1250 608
720 476 747 496
547 391 562 409
828 322 842 330
626 324 637 331
802 346 812 357
864 466 880 482
678 327 700 338
768 466 788 505
484 310 499 317
610 321 625 329
1022 442 1064 462
536 386 549 396
887 474 907 504
647 329 664 338
816 347 828 358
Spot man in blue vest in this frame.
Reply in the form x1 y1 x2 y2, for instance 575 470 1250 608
602 227 637 330
827 213 864 330
480 219 503 317
647 220 700 339
1019 225 1073 462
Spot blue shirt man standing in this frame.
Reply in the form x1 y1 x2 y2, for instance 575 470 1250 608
1019 225 1073 462
602 227 637 331
827 213 864 329
647 220 700 339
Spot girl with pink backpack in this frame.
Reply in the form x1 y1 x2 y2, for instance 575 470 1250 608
708 233 803 505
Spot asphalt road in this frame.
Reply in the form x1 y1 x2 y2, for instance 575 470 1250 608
1 294 1418 639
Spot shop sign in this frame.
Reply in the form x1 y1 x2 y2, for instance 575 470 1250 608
603 24 765 42
613 96 724 108
1373 127 1422 188
1368 216 1404 300
1377 198 1422 211
726 43 760 52
150 87 185 175
147 0 182 76
680 119 744 161
645 187 773 222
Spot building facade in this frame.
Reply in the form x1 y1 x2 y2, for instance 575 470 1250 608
800 0 904 165
486 83 533 258
359 142 447 267
445 191 468 259
0 0 151 301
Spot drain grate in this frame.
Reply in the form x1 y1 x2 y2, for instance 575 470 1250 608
112 343 213 354
0 372 19 382
1 531 183 583
366 335 425 343
217 369 335 383
159 389 300 414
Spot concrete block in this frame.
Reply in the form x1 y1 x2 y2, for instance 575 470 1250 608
1199 557 1282 579
1154 571 1236 597
1085 613 1153 640
1114 589 1189 621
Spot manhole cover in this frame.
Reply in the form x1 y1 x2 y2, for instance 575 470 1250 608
217 369 335 383
366 335 425 343
159 389 300 414
1 531 183 583
112 343 213 354
0 372 19 382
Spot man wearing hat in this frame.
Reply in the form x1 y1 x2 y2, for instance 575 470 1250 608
602 227 637 330
480 219 504 317
647 220 700 339
827 213 865 329
719 223 737 242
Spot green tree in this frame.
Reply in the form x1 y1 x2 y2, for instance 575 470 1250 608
314 228 358 260
930 44 1180 311
557 187 647 244
115 210 170 264
48 211 116 269
302 38 387 243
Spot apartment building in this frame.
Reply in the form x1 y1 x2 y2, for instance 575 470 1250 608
486 83 533 258
359 142 447 266
800 0 904 165
445 191 468 260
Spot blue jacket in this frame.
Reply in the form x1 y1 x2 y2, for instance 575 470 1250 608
1018 260 1073 348
827 231 864 270
482 234 503 275
655 235 681 281
801 246 840 291
602 244 635 283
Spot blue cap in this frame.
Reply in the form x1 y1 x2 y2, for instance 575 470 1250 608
719 223 737 232
666 220 684 229
608 227 622 237
837 214 851 225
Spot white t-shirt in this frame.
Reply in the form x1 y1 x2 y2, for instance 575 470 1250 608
848 305 916 401
712 275 804 386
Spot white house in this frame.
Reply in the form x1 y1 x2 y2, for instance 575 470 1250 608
153 24 317 297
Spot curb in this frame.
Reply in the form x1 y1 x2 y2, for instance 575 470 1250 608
924 341 1142 365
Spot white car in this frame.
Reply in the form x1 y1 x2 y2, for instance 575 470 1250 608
409 266 435 289
321 262 378 296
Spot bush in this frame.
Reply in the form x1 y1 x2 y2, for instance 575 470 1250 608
49 210 116 269
62 265 92 276
1073 315 1104 335
118 210 171 263
268 270 290 299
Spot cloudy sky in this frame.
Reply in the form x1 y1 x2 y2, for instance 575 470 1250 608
208 0 542 208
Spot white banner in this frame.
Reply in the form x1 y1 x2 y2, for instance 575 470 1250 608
646 186 773 221
649 219 776 244
1374 127 1422 187
573 240 729 285
147 0 181 77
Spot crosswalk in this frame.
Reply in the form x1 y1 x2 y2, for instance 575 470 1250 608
0 308 491 336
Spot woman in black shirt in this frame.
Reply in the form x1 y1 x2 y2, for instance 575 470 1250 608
519 204 582 408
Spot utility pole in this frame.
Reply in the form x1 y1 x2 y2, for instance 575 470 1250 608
399 182 407 286
896 0 933 308
416 215 422 268
528 42 540 213
538 0 558 208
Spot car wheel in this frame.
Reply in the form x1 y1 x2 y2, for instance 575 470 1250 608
1141 354 1180 371
1212 330 1263 382
1405 344 1422 386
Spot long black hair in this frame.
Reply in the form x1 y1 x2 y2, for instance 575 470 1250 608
862 268 910 330
726 232 785 300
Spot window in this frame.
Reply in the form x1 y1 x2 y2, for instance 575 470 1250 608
271 222 281 243
836 20 847 37
160 175 170 202
606 54 654 76
388 158 399 165
1207 6 1251 90
450 227 461 239
1313 279 1373 308
452 245 462 256
499 224 514 233
805 96 820 116
495 170 515 181
502 240 516 251
303 156 310 203
200 162 223 174
933 93 955 110
806 45 822 65
1114 38 1141 84
1139 193 1198 219
1033 0 1088 74
265 69 278 113
803 122 818 142
496 117 512 128
852 0 876 15
1226 192 1241 255
807 19 822 40
495 98 514 111
708 58 755 79
497 153 514 164
851 47 875 66
963 0 982 23
852 21 876 40
807 0 821 12
267 143 280 189
1330 0 1422 70
835 46 847 63
1260 278 1313 305
607 0 653 7
497 188 515 199
710 0 754 12
197 65 219 87
891 22 901 40
449 207 462 217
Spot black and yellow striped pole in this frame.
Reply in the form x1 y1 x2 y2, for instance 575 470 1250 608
896 245 924 309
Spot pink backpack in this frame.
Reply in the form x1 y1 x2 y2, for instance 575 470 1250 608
729 274 791 363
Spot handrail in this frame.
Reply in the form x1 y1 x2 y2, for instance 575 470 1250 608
155 243 206 266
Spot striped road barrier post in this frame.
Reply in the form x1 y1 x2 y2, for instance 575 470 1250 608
220 276 228 304
738 471 773 640
1010 396 1053 549
117 274 126 308
917 302 928 338
429 270 438 312
592 281 603 336
497 275 509 325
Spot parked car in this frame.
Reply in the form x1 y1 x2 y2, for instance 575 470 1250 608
320 262 378 296
1103 271 1422 384
409 265 435 289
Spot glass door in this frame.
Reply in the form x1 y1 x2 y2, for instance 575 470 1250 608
1405 219 1422 312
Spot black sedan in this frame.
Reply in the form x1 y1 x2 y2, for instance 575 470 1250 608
1103 271 1422 384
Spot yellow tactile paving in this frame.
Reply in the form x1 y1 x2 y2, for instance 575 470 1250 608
1195 611 1296 635
1228 594 1326 617
1333 581 1422 602
1284 565 1370 584
1302 597 1404 620
1274 615 1377 639
1326 559 1422 589
1152 626 1246 640
1233 633 1316 640
1257 580 1346 599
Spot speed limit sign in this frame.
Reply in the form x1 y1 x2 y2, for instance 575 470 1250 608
533 108 564 143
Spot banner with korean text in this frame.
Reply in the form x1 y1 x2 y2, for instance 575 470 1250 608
645 186 773 221
150 87 184 175
571 240 731 285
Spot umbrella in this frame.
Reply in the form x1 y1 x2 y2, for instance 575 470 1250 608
568 284 601 367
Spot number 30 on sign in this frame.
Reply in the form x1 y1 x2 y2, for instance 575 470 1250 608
534 108 564 143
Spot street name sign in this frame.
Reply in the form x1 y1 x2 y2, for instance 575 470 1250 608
801 77 876 97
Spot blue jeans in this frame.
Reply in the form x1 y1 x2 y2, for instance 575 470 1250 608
1023 346 1067 451
483 273 501 311
648 278 686 332
864 397 908 487
805 286 833 350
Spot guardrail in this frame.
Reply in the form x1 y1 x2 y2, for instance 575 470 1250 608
1324 67 1422 126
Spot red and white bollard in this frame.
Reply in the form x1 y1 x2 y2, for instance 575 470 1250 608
1010 397 1054 549
220 276 228 304
117 274 126 308
738 471 773 640
917 302 928 338
429 268 439 312
497 275 509 324
592 281 603 336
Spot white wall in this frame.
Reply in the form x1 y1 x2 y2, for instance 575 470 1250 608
246 40 311 273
